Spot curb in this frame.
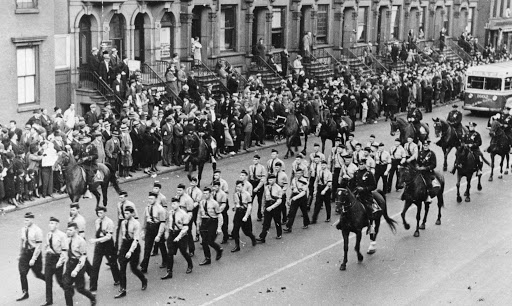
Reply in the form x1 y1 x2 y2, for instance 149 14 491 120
0 100 459 215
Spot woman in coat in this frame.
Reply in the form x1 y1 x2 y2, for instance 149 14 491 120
120 124 133 178
192 37 202 66
3 151 17 206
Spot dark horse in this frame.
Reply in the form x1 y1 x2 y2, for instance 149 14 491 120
317 111 338 153
398 164 445 237
487 120 511 181
183 132 217 187
390 117 429 145
453 144 483 203
56 151 122 208
334 188 397 271
284 111 310 159
433 118 468 171
335 115 353 144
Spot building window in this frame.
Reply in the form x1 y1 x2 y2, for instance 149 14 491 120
418 8 425 37
55 35 70 70
220 6 236 51
316 5 329 44
16 0 37 9
272 7 285 48
390 6 400 40
357 7 368 42
466 8 474 34
17 46 38 105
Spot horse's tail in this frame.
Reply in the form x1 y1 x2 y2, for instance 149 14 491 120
376 189 386 201
105 163 122 194
383 207 398 234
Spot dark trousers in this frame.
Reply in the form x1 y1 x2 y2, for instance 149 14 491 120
166 231 193 272
387 159 401 192
90 240 120 290
375 165 388 193
18 249 44 292
388 105 398 118
251 181 264 219
63 258 95 306
424 98 433 113
232 208 256 247
221 202 229 242
286 195 310 229
199 218 221 260
141 223 168 270
280 194 288 223
243 131 252 149
259 204 282 239
234 135 242 152
53 170 64 193
108 157 119 174
188 206 199 254
312 187 331 222
162 143 174 166
116 219 124 249
44 253 63 304
118 240 145 290
331 168 341 201
307 178 316 208
41 166 53 197
173 137 183 165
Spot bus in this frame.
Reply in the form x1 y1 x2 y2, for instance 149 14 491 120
463 61 512 113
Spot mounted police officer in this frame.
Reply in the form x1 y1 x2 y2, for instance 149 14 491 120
416 139 437 203
78 133 100 193
463 122 484 175
407 100 423 136
197 112 216 165
353 156 378 221
447 104 464 139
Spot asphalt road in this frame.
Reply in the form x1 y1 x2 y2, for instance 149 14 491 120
2 102 512 306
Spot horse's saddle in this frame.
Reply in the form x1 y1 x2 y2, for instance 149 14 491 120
80 163 107 183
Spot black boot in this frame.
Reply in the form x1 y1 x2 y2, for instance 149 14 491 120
161 271 173 280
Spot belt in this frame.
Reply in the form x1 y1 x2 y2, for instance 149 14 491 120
376 164 388 166
236 206 247 210
47 252 61 256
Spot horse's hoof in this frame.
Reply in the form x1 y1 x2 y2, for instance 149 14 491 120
357 254 364 262
404 223 410 230
443 166 447 171
435 219 441 225
367 249 376 255
419 223 426 230
465 197 471 202
339 264 346 271
477 184 482 191
505 171 509 175
413 231 420 237
464 191 469 196
457 196 462 203
489 177 493 182
499 175 503 179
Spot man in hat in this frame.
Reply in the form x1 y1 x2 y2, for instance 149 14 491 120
158 198 193 279
388 138 406 192
455 122 484 175
312 160 333 223
92 131 105 164
78 133 100 192
329 139 346 201
249 155 267 221
115 191 138 247
120 124 133 178
309 143 325 164
173 114 186 166
140 192 168 273
89 206 120 292
43 216 66 306
447 104 464 139
256 174 283 242
353 156 379 221
267 149 285 175
416 140 437 203
161 116 175 167
130 120 143 172
231 180 257 252
115 206 148 298
89 47 101 73
16 212 45 302
374 143 392 193
84 104 99 128
105 130 121 176
197 187 224 265
61 222 97 306
291 153 309 179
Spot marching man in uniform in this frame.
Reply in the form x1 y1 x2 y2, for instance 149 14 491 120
42 216 66 306
312 160 332 223
197 187 224 266
283 168 310 233
256 174 283 242
231 180 257 252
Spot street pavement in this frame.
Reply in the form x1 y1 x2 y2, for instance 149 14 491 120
2 102 512 306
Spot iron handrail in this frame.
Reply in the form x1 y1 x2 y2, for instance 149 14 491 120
141 63 183 105
408 41 435 64
343 47 374 74
254 55 284 80
196 60 230 93
448 39 473 62
77 67 124 112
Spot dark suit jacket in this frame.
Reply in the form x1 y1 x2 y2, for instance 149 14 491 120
161 123 174 145
98 61 113 84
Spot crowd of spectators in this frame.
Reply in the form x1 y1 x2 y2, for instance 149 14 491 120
3 39 507 209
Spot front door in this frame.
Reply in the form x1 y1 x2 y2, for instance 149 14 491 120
79 16 91 67
134 14 145 62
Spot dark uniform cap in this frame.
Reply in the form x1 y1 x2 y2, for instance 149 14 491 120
24 212 35 219
395 138 401 142
452 104 458 108
95 206 107 212
321 160 328 164
240 170 248 175
148 191 158 197
49 216 59 222
203 186 212 192
253 154 261 159
296 153 304 158
424 139 431 145
177 183 186 189
189 176 198 182
267 174 277 179
379 143 385 147
171 197 180 203
271 149 278 153
275 161 282 167
469 122 477 127
153 181 162 188
70 203 80 209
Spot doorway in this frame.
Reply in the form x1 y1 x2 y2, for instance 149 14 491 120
134 14 146 62
109 14 126 57
79 16 92 67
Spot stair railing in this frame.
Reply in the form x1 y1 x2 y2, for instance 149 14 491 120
342 47 374 74
254 55 284 80
77 67 124 113
194 60 230 93
141 63 183 105
447 39 473 62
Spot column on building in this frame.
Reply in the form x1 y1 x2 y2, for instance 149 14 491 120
265 10 273 52
333 7 343 49
291 9 301 52
245 9 254 56
403 8 411 39
208 9 220 57
179 8 193 61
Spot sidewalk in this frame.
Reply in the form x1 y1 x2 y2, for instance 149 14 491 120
0 100 459 214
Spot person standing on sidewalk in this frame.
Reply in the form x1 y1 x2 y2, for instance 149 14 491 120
16 212 45 302
42 216 66 306
89 206 120 292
